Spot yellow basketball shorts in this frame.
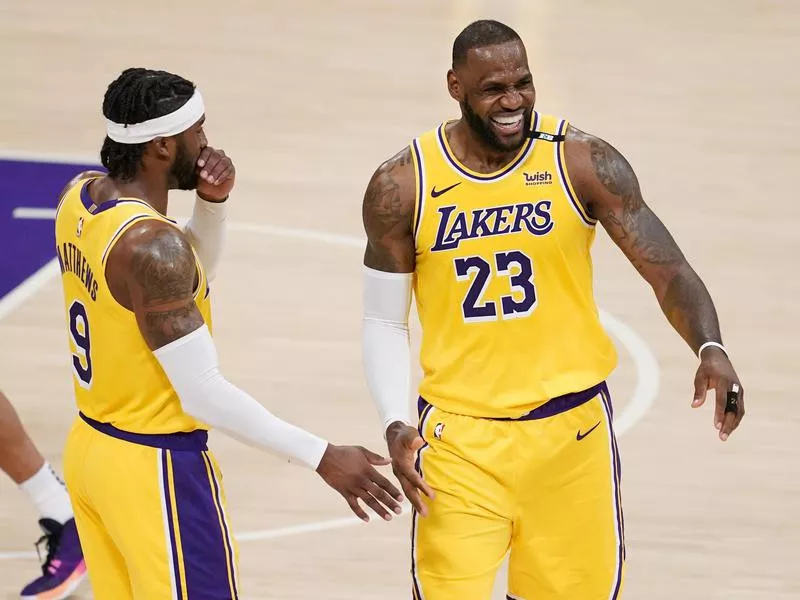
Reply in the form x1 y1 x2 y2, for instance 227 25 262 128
411 382 624 600
63 413 240 599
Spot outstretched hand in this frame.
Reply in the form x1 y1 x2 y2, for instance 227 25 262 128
385 422 435 516
691 347 745 441
316 444 404 523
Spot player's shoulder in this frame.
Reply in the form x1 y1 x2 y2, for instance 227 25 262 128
363 145 417 216
372 145 414 179
106 217 193 280
563 123 629 165
58 170 106 203
114 218 189 260
360 145 418 239
104 217 198 309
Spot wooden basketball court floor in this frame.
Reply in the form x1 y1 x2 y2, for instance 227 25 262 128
0 0 797 597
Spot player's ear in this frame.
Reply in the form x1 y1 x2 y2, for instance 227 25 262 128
150 137 172 160
447 69 463 102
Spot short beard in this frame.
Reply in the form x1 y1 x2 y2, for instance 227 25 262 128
461 100 532 153
169 138 198 190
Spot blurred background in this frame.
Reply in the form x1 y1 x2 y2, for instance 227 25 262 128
0 0 798 598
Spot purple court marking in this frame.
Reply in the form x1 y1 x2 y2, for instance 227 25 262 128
0 158 101 301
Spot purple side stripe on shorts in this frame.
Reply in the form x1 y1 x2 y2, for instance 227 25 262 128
161 450 183 600
203 452 239 598
602 389 626 559
600 390 624 599
410 399 436 600
170 451 238 599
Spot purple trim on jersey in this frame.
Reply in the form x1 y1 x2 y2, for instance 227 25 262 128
80 179 121 213
100 213 154 264
437 112 539 182
495 381 607 421
170 450 239 599
79 412 208 451
161 450 184 600
79 178 178 224
555 120 595 226
417 381 607 422
412 138 424 238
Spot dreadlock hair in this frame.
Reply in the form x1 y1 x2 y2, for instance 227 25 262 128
452 20 522 69
100 68 195 181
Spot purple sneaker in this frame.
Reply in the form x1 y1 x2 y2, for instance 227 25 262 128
20 518 87 600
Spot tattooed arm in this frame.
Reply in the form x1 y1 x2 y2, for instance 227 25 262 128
564 125 745 440
361 147 435 514
105 220 204 349
103 221 404 520
362 146 417 273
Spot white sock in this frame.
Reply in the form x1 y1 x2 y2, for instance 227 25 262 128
19 462 74 525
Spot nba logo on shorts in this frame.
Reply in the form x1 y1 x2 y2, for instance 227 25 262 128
434 423 444 440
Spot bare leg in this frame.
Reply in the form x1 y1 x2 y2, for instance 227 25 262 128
1 391 88 597
0 390 73 523
0 389 45 484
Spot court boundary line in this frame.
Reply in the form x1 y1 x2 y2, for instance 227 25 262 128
0 148 100 166
0 209 660 561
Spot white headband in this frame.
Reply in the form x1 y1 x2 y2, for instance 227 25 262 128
106 90 205 144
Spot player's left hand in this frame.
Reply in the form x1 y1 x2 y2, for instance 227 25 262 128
196 146 235 202
691 347 745 441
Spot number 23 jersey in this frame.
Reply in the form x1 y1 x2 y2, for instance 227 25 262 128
410 112 618 418
54 176 212 434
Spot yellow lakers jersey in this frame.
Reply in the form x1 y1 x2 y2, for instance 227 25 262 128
411 112 618 418
54 177 212 434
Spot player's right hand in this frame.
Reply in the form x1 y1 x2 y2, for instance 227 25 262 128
315 444 404 523
196 146 235 201
385 422 435 517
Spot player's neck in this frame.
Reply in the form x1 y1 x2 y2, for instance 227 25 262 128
110 176 169 216
449 120 519 173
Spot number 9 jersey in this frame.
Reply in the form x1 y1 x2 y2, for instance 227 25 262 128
410 112 618 419
54 176 213 435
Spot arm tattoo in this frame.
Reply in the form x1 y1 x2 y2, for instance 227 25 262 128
589 138 683 271
362 147 415 272
585 133 722 353
661 267 722 352
130 228 204 349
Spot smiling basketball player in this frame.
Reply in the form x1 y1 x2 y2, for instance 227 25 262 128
360 20 745 600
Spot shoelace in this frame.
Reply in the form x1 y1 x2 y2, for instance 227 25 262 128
34 532 58 576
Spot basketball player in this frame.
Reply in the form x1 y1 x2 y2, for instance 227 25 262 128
0 391 85 599
55 68 402 599
360 20 745 600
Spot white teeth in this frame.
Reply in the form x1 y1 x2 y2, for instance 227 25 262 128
492 114 522 126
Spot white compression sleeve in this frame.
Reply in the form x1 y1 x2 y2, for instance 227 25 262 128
154 325 329 470
362 266 413 433
183 195 228 282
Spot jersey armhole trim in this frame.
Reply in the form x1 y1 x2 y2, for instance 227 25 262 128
55 177 96 222
411 138 426 246
100 213 173 266
101 214 205 310
555 119 597 227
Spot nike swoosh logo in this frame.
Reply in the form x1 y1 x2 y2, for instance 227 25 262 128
576 421 601 441
430 182 461 198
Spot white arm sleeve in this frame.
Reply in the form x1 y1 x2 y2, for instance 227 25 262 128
153 325 329 470
182 195 228 282
361 266 413 433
